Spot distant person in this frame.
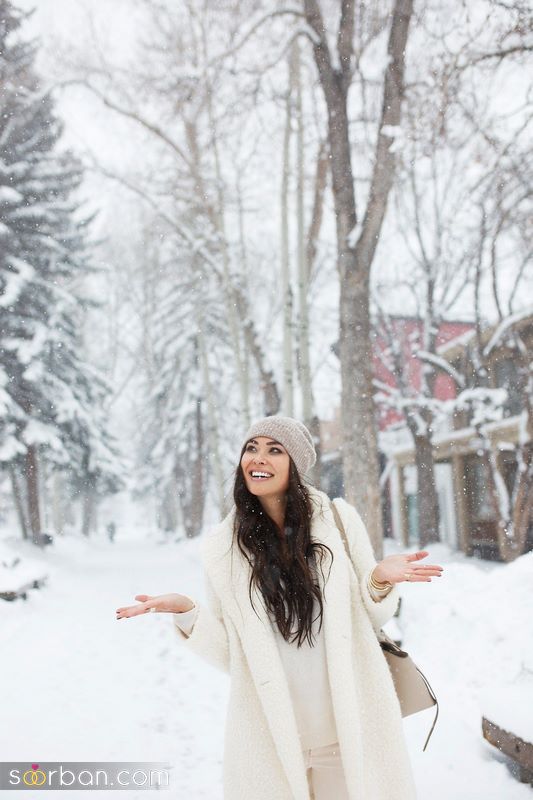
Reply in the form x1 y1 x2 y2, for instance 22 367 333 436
106 522 116 543
116 416 443 799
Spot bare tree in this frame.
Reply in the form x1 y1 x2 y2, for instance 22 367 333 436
60 2 282 420
303 0 414 550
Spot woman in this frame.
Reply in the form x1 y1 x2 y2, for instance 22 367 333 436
116 416 443 800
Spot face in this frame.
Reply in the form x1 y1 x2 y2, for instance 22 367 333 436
240 437 291 499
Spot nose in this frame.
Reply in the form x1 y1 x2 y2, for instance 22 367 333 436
252 453 266 463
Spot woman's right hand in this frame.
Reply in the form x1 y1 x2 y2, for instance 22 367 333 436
116 593 194 619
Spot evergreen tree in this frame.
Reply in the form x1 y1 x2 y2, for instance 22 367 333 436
0 0 124 542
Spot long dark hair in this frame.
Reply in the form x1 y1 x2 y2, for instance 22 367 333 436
233 445 333 647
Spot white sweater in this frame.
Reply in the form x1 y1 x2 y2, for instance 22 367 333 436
173 575 389 751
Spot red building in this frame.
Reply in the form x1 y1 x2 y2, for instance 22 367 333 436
321 316 475 457
373 316 474 431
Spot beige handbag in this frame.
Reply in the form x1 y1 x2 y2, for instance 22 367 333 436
330 501 439 751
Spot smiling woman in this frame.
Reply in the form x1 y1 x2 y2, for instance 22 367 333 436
232 420 335 652
167 416 441 799
240 437 291 530
116 415 443 800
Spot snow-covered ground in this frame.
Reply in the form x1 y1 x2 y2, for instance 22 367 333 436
1 523 532 799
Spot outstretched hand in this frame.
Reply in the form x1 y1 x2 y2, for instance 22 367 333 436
373 551 444 585
116 593 194 620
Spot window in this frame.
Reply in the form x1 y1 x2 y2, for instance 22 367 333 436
464 455 496 522
493 358 523 417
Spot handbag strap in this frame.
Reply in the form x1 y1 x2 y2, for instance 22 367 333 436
328 500 439 752
329 499 350 556
330 500 398 648
330 500 372 589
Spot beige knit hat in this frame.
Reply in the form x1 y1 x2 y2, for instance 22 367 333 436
241 415 316 477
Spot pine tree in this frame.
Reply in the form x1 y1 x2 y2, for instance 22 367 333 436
0 0 124 542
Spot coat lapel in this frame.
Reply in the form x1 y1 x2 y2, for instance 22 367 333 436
203 488 363 800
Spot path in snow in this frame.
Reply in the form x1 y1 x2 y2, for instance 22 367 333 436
1 532 531 799
1 533 227 799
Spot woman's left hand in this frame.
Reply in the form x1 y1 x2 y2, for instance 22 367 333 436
372 551 444 585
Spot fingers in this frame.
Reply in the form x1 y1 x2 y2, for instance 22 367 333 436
405 552 444 572
410 565 443 573
116 595 154 619
405 564 444 582
116 605 144 618
406 550 429 561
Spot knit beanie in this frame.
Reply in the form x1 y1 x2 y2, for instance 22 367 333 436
241 415 316 477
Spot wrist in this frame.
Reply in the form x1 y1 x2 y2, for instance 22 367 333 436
179 598 195 613
371 566 393 589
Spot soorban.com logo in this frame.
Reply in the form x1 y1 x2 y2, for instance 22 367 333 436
23 764 46 787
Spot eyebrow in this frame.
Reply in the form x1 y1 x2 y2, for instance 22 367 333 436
248 439 284 447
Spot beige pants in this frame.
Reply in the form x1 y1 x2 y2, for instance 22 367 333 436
303 741 350 800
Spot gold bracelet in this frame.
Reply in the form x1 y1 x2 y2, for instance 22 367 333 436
370 580 392 595
370 571 393 591
370 576 392 591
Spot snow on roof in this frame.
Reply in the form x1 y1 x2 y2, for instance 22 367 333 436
437 308 533 359
483 307 533 357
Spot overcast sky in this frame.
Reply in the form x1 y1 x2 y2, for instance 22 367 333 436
14 0 531 326
17 0 146 229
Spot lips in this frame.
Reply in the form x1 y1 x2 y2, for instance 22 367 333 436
249 470 274 481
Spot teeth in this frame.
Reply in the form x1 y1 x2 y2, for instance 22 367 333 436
251 471 273 478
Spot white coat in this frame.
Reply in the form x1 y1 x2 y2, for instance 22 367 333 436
173 485 418 800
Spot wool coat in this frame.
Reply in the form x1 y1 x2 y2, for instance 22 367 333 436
173 486 418 800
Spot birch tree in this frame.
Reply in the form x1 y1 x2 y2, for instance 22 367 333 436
61 0 282 419
281 48 295 417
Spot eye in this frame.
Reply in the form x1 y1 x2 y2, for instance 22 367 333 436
244 444 283 454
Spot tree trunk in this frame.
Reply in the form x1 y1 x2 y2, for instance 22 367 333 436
412 433 440 546
190 396 205 534
186 116 250 421
25 444 42 545
186 118 278 417
496 440 532 562
236 178 252 428
51 470 65 536
162 485 179 532
235 281 281 415
177 394 206 538
306 139 328 285
206 95 251 421
294 39 314 429
9 465 29 540
198 316 228 517
81 481 96 537
305 142 328 489
501 379 533 560
281 53 294 416
308 413 322 488
510 440 533 558
304 0 414 549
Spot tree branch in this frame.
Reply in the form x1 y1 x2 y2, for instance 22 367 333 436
352 0 414 263
54 78 193 171
338 0 355 90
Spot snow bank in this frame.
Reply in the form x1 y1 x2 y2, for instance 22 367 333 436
0 541 49 593
395 542 533 751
